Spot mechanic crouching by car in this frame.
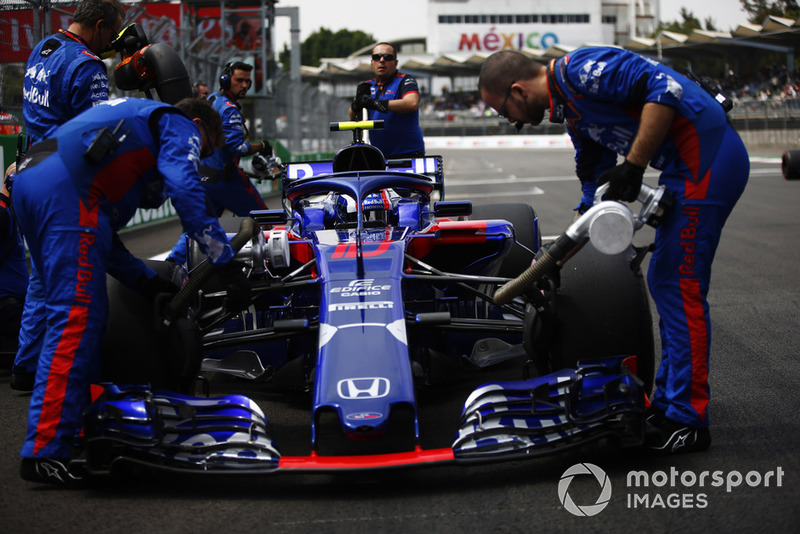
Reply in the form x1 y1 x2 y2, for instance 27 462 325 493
478 48 749 454
12 97 250 487
166 61 270 264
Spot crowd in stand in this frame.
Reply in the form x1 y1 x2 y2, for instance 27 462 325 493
417 63 800 121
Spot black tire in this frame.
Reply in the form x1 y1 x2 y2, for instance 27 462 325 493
549 245 655 393
187 216 243 272
782 150 800 180
103 259 189 390
470 203 541 278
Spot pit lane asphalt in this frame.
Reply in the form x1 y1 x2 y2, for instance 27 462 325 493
1 147 797 534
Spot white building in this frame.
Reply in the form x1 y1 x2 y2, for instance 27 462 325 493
425 0 660 54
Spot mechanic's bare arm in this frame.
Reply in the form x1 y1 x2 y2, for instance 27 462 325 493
247 141 268 156
625 102 676 168
386 92 420 114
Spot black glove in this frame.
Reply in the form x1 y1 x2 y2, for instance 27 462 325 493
351 92 390 114
214 260 251 312
140 274 178 303
597 160 646 202
257 140 272 157
355 81 371 99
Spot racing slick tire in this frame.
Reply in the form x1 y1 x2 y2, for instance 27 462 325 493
532 245 655 393
781 150 800 180
103 259 196 391
187 216 245 273
470 203 540 278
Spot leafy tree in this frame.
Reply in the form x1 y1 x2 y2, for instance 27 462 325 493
655 8 710 35
740 0 800 24
278 27 375 71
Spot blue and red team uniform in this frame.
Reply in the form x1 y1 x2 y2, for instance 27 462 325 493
360 72 425 158
13 98 236 460
22 29 110 144
546 47 749 429
167 89 267 263
14 28 111 382
0 191 28 358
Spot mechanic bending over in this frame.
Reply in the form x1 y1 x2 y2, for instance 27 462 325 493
0 163 27 367
13 97 251 487
13 0 125 391
479 47 749 454
167 61 270 264
349 42 425 159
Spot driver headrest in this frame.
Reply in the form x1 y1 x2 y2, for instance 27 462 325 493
332 144 386 172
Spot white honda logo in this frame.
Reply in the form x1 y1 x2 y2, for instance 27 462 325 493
337 377 390 399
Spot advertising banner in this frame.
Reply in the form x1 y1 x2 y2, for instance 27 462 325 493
439 24 604 53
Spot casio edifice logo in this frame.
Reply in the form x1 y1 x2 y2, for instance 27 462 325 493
332 279 391 297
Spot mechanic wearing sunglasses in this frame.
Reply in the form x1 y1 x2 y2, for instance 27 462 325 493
349 42 425 159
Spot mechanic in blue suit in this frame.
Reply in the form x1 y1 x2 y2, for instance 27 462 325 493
13 0 125 391
349 42 425 159
167 61 268 264
13 97 249 486
0 164 28 366
22 0 124 144
479 47 749 454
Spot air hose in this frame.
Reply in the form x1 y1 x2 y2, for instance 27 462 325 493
162 218 257 327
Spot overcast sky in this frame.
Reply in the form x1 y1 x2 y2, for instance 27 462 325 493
273 0 753 52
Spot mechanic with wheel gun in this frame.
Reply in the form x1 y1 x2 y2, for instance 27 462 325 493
12 0 125 391
349 42 425 159
478 47 749 454
166 61 272 264
12 97 251 487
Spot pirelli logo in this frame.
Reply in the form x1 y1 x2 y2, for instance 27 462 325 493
328 301 394 312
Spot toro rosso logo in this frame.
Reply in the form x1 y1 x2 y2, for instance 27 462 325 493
337 377 390 399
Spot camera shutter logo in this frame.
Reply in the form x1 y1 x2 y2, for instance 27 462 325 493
558 463 612 516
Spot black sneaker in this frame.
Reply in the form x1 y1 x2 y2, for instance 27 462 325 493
645 406 665 426
20 457 87 489
10 366 35 391
645 418 711 454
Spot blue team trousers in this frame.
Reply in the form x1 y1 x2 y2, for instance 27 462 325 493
648 124 749 428
13 155 111 458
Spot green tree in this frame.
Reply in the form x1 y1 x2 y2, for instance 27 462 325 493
740 0 800 23
278 27 375 71
655 8 709 35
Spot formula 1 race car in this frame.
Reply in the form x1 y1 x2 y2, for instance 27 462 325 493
90 121 667 476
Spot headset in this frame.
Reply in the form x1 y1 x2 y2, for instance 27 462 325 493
219 62 234 91
219 61 253 92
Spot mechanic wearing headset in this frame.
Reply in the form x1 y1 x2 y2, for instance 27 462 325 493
349 42 425 159
0 164 27 367
12 0 125 391
478 48 749 454
167 61 269 264
13 97 250 487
